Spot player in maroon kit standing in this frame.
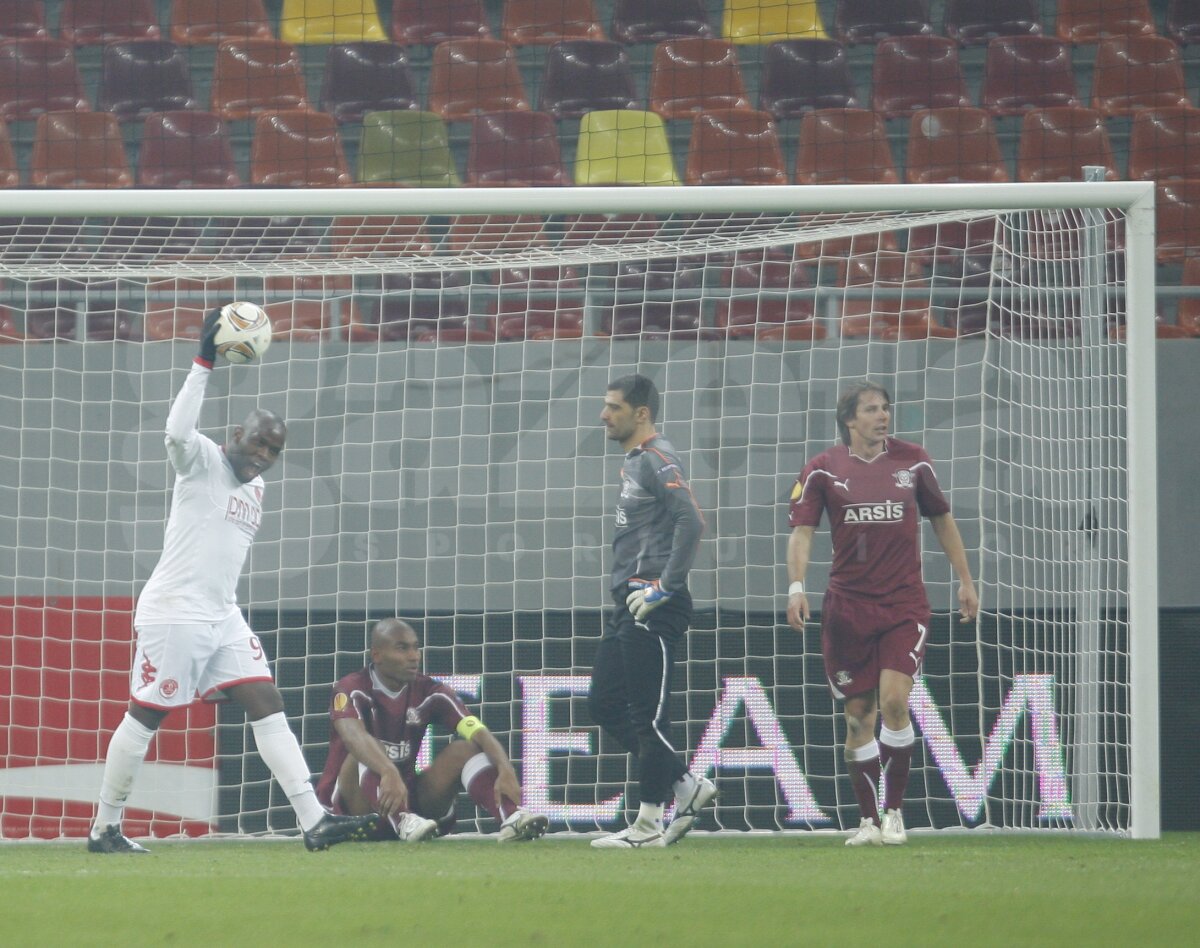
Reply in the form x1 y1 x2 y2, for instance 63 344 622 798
315 618 548 843
786 381 978 846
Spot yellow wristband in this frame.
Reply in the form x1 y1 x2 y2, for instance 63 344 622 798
456 715 486 742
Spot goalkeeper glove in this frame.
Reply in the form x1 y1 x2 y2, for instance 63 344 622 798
197 307 222 366
626 579 673 622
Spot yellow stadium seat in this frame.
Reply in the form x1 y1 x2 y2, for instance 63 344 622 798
574 110 680 186
722 0 827 44
279 0 387 44
357 110 462 186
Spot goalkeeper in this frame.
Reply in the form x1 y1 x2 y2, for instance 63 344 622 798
589 374 716 849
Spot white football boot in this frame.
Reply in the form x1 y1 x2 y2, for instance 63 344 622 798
845 818 883 847
590 822 667 849
664 773 718 845
497 809 549 843
881 808 908 845
395 812 439 842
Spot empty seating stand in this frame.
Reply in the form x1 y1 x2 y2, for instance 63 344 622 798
58 0 161 45
574 109 680 186
138 111 241 187
942 0 1042 45
169 0 275 45
649 38 752 120
428 39 532 120
758 39 860 117
981 36 1082 116
539 40 639 119
502 0 606 45
0 39 89 122
250 110 353 187
834 0 932 45
279 0 387 45
905 107 1008 183
1056 0 1157 43
466 110 568 186
1128 107 1200 181
1167 0 1200 45
684 108 788 185
1092 36 1192 117
610 0 714 43
0 1 50 40
357 110 462 186
319 42 418 124
30 111 133 188
97 41 199 122
871 35 970 120
723 0 828 45
794 108 898 184
1018 107 1117 182
210 38 311 121
390 0 491 45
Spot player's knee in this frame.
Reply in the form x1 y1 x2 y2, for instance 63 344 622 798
845 712 874 744
587 689 620 729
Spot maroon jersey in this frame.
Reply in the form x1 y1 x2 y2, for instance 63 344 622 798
315 666 471 808
788 438 950 603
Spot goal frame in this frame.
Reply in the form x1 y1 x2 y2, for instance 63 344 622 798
1 182 1160 840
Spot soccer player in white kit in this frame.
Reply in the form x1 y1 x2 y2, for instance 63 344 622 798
88 311 375 853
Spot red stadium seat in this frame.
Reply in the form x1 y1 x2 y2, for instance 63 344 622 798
648 38 751 120
834 0 933 45
250 110 353 187
1092 36 1191 118
427 39 531 120
493 295 585 340
390 0 491 45
0 39 89 122
610 0 714 44
138 111 241 187
210 39 311 121
1156 180 1200 262
943 0 1042 46
684 108 788 185
30 111 133 188
981 36 1082 116
716 248 822 339
465 111 568 186
794 108 898 184
58 0 161 45
1018 107 1117 183
263 296 342 341
1056 0 1156 43
0 119 20 187
0 1 50 40
836 253 955 339
330 215 435 259
502 0 605 45
170 0 275 46
758 39 861 117
1128 107 1200 181
0 305 21 341
905 108 1008 184
871 35 970 120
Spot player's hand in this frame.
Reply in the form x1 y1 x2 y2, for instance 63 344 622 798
494 766 522 810
197 307 221 366
626 579 673 621
786 592 810 631
958 581 980 623
377 767 409 819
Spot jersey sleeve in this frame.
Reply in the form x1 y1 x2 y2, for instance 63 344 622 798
164 362 212 475
788 461 827 528
913 449 951 518
329 674 367 725
642 450 705 593
423 680 472 731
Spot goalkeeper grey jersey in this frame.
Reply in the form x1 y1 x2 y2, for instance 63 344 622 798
610 435 705 593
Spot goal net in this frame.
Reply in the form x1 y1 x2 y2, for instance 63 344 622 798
0 184 1158 840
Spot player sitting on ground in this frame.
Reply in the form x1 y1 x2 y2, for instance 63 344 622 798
315 618 548 843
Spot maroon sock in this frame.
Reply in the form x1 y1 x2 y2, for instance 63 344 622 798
846 742 881 826
463 754 518 822
879 727 914 812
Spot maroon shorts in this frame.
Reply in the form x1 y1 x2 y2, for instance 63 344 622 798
820 588 931 699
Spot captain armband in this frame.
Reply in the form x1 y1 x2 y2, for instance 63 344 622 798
456 715 487 742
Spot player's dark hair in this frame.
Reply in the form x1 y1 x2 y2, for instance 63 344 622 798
608 374 659 422
836 381 891 446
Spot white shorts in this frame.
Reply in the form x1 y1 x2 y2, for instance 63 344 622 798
131 612 273 709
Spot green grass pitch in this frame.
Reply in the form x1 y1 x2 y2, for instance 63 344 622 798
2 834 1197 945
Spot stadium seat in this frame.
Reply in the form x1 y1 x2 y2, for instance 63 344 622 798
58 0 161 45
428 39 531 120
0 39 89 122
330 215 435 258
1172 257 1200 334
758 39 860 117
0 305 21 341
794 108 898 184
905 108 1008 184
574 109 680 186
30 111 133 188
357 110 461 186
390 0 491 45
279 0 386 44
442 214 547 251
834 0 933 45
1167 0 1200 45
169 0 275 46
871 36 970 120
1056 0 1156 43
83 292 143 341
836 253 954 339
716 248 821 339
466 110 568 186
942 0 1041 45
1091 36 1191 118
1152 180 1200 261
23 289 77 340
250 110 352 187
722 0 827 45
138 111 240 187
0 1 49 40
263 298 337 340
503 0 605 45
1128 108 1200 181
684 109 787 185
648 38 751 120
144 306 209 341
980 36 1082 116
0 120 20 187
96 41 198 122
319 42 418 124
210 39 311 121
538 41 639 120
493 295 585 340
610 0 714 43
598 299 716 341
1018 107 1117 182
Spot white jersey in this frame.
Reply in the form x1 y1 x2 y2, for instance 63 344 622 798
135 362 265 625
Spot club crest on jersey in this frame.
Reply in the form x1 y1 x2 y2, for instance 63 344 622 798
159 678 179 698
894 470 914 489
406 708 421 724
834 670 853 687
843 501 905 523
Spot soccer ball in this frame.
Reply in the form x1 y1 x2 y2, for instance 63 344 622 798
214 301 272 364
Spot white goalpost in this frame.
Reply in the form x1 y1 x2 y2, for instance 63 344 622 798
0 183 1159 840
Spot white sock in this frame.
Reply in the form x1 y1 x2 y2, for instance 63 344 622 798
636 802 664 829
673 771 697 800
249 712 325 832
94 713 156 831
